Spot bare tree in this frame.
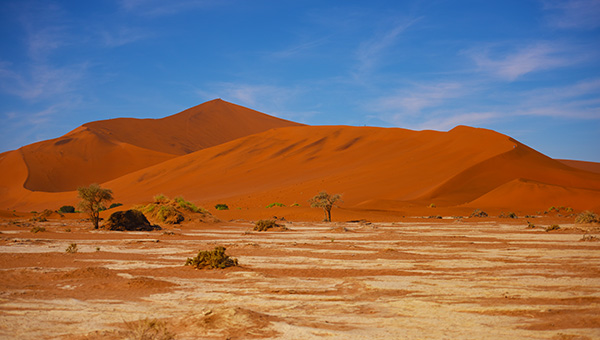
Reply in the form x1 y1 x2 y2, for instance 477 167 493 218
309 191 342 222
77 184 113 229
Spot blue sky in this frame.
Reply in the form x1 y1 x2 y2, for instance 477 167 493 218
1 0 599 161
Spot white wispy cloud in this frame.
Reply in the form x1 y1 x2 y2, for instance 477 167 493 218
467 42 575 81
0 60 87 100
543 0 600 30
197 82 310 120
100 26 151 47
354 17 421 77
371 82 465 116
412 112 498 131
515 78 600 119
270 36 332 59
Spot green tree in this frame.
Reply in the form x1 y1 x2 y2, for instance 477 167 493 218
77 184 113 229
309 191 342 222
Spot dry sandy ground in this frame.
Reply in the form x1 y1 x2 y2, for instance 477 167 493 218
0 217 599 339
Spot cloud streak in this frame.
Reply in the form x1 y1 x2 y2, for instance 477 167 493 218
371 82 465 116
543 0 600 30
354 17 421 77
467 42 575 81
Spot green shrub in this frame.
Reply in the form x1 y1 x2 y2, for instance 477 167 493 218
65 243 78 253
109 203 123 209
254 219 283 231
185 246 238 269
526 221 536 229
291 203 300 207
174 196 201 213
215 204 229 210
154 194 169 204
137 195 209 224
266 202 286 208
428 203 436 208
58 205 75 213
545 224 561 232
575 211 599 224
469 209 488 218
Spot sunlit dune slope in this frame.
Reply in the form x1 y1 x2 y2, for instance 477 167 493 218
102 125 600 212
2 99 301 193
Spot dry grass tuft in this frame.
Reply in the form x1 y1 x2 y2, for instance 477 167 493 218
124 318 174 340
575 211 599 224
185 246 239 269
254 219 287 231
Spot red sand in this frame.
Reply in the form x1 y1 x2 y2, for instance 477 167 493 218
0 100 599 216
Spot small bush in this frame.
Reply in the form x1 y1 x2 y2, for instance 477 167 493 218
154 194 170 204
185 246 238 269
65 243 78 253
266 202 286 208
58 205 75 213
215 203 229 210
291 203 300 207
499 212 518 219
254 219 282 231
109 203 123 209
575 211 599 224
30 226 46 233
526 221 536 229
138 194 211 224
156 205 184 224
428 203 436 208
580 234 599 242
470 209 488 218
545 224 561 232
30 209 53 222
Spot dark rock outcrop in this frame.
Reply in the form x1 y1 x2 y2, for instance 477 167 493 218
104 210 160 231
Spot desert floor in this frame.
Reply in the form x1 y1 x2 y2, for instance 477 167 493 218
0 216 599 340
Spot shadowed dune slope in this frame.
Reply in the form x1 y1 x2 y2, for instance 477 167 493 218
559 159 600 174
3 99 301 193
100 125 600 212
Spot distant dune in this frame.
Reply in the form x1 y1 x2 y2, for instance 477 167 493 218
0 100 598 214
1 99 301 193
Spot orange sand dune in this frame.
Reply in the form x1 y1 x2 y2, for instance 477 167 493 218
1 101 599 215
97 125 600 214
0 99 301 193
559 159 600 174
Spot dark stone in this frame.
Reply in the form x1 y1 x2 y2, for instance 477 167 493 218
104 210 161 231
